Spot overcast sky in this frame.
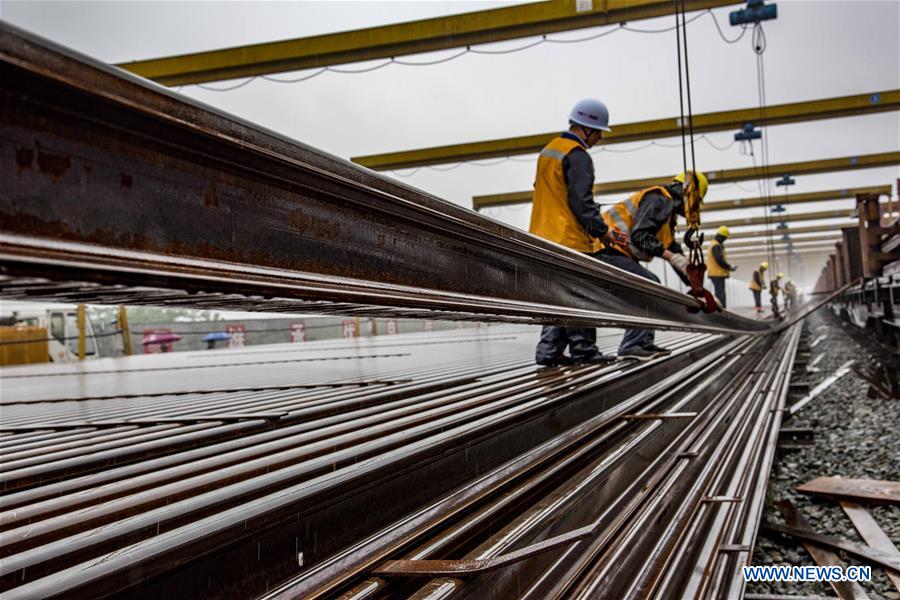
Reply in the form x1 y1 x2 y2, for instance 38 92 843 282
2 0 898 292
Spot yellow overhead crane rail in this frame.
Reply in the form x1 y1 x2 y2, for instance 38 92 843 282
726 234 841 249
355 90 900 170
701 185 889 212
726 223 848 240
117 0 739 86
702 209 858 231
473 151 900 208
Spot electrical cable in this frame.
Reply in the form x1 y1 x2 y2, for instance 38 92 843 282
188 10 730 93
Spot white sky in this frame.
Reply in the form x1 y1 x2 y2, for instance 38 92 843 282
1 0 898 292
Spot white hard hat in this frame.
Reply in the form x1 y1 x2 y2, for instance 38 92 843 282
569 98 611 132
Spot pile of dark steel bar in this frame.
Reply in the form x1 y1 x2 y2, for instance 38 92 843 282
0 326 803 599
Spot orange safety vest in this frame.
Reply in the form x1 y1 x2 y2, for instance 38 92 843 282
602 186 675 261
749 269 766 291
529 137 602 253
706 239 730 277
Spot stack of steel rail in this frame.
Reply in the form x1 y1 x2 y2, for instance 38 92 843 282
0 22 822 600
0 324 803 599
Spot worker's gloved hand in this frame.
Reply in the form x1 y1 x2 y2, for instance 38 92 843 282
600 230 613 247
667 253 690 274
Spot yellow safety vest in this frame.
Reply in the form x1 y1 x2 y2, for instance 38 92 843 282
706 239 730 277
749 269 766 291
602 186 675 261
529 137 602 253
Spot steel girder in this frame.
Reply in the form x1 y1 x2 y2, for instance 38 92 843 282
356 93 900 171
473 152 900 208
117 0 740 86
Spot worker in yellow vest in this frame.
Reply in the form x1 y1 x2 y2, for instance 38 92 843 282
529 98 616 367
705 225 737 308
599 171 708 361
749 262 768 312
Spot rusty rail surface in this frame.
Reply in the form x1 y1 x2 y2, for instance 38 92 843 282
0 23 781 334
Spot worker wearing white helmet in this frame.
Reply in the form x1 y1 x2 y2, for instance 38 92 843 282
749 261 768 313
530 98 614 367
705 225 737 308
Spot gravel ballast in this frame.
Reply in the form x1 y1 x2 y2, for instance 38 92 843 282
747 308 900 599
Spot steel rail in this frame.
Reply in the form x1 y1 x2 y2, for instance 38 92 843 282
519 339 778 599
0 336 719 598
375 342 759 599
557 336 792 598
0 354 537 496
646 324 802 598
0 24 776 335
0 353 546 514
259 336 753 598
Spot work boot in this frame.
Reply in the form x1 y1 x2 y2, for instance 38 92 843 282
536 354 575 367
617 347 666 362
642 343 671 355
572 350 616 365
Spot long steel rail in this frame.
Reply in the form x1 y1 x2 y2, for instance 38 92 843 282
260 325 804 599
1 331 717 598
0 23 784 335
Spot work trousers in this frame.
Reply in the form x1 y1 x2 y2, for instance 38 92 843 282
598 252 657 353
710 276 727 309
534 251 604 363
752 289 762 309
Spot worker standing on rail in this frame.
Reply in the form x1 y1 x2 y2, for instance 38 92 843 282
599 172 707 361
705 225 737 308
529 98 617 367
749 262 768 313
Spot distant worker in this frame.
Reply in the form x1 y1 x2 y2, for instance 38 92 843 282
705 225 737 308
784 279 798 311
771 272 784 313
529 98 616 367
599 171 706 361
749 262 768 313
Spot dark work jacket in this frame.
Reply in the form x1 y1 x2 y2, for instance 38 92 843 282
631 183 684 259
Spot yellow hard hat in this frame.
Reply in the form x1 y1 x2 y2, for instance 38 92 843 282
674 171 709 199
760 261 769 269
777 272 784 278
716 225 730 238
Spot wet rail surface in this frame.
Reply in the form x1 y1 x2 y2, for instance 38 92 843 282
0 324 805 599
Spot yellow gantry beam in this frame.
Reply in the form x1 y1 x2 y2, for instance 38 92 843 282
728 249 835 259
701 185 890 212
473 151 900 208
702 209 856 231
118 0 739 86
724 224 848 240
725 234 841 249
356 90 900 170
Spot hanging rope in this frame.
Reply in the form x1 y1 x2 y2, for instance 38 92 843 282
674 0 717 313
